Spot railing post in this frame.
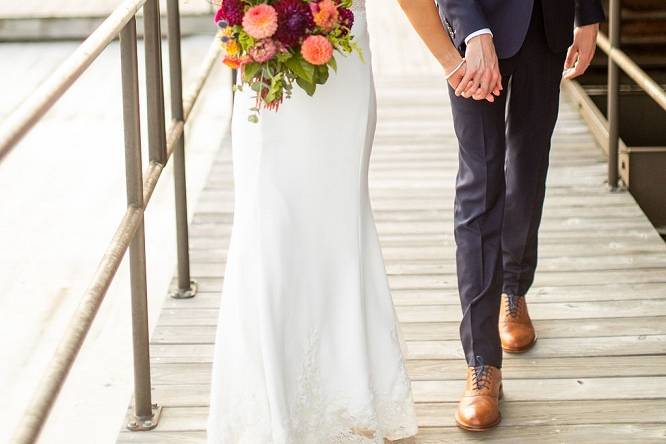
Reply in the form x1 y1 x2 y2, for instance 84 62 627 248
607 0 621 190
120 17 162 432
166 0 198 299
143 0 168 165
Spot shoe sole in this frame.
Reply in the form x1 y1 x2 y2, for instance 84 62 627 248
502 335 538 354
455 414 502 432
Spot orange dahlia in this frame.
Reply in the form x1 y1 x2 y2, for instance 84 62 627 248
301 35 333 65
312 0 339 31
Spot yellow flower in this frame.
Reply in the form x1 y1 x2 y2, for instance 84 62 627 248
225 40 241 56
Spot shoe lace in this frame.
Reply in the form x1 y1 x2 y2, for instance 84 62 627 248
471 356 492 391
505 294 521 319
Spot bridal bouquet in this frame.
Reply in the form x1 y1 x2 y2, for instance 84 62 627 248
214 0 362 122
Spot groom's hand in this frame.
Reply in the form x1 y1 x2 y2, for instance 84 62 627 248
563 23 599 80
447 62 499 103
455 34 501 100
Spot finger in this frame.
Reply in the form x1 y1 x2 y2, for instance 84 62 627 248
462 80 478 99
462 65 485 98
564 45 578 70
485 93 495 103
563 62 585 80
475 68 493 98
455 68 476 96
468 67 486 95
490 70 500 96
458 79 473 96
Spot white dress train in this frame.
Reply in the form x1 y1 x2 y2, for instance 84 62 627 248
207 3 419 442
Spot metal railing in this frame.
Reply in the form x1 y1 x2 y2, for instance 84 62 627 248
601 0 666 189
0 0 222 442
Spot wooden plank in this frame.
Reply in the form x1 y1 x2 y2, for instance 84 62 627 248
117 431 205 444
167 270 666 293
399 317 666 340
116 425 666 444
405 335 666 360
412 425 666 443
160 283 666 310
149 354 666 386
149 335 666 363
412 377 666 402
406 355 666 380
184 253 666 276
144 377 666 407
142 399 666 433
152 316 666 344
156 300 666 327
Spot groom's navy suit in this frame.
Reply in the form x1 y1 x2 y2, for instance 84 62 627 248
437 0 604 368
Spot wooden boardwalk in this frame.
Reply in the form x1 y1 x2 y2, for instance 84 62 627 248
116 79 666 443
116 5 666 444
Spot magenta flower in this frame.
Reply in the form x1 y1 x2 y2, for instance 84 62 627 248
338 7 354 35
215 0 244 26
273 0 315 48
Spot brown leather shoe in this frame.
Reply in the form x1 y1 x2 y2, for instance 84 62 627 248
455 361 503 431
499 294 537 353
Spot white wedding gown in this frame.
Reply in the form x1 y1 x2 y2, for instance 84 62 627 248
207 3 419 443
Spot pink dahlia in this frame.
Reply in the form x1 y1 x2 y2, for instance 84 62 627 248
243 5 279 39
215 0 244 26
249 39 278 63
273 0 315 48
301 35 333 65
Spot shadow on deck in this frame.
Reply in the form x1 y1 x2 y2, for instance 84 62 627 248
116 73 666 443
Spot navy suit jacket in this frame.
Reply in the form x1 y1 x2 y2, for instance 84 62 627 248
437 0 606 59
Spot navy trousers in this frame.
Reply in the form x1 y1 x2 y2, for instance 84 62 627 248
448 1 567 368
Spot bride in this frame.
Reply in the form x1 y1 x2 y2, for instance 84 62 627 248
206 1 497 442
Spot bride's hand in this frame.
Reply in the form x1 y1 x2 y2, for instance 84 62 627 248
445 60 498 103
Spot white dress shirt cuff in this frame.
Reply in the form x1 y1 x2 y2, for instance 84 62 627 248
465 29 493 45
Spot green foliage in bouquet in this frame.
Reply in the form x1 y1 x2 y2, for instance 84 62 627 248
215 0 363 122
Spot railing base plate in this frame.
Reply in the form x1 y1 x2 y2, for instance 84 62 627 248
127 403 162 432
170 279 198 299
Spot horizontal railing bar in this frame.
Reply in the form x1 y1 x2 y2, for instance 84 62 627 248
0 0 148 164
9 36 221 444
143 39 221 205
597 32 666 112
10 206 144 444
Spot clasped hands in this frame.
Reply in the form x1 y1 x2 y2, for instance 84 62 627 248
444 23 599 103
445 34 502 103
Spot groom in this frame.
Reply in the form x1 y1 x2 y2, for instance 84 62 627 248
399 0 605 431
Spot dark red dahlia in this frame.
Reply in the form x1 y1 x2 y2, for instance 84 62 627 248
338 7 354 32
273 0 315 48
215 0 243 26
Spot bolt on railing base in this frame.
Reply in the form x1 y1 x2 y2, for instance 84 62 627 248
170 279 199 299
126 403 162 431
